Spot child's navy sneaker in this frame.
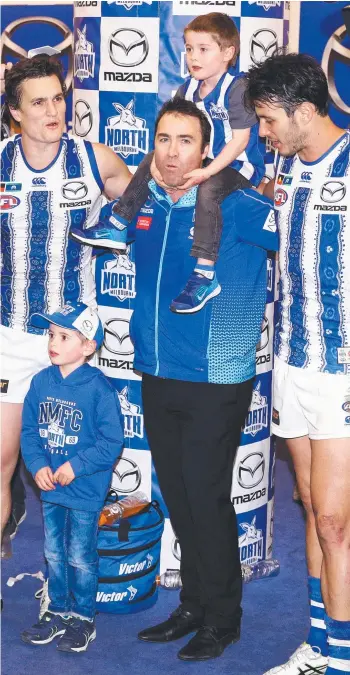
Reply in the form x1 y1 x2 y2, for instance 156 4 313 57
57 617 96 653
21 611 72 645
170 270 221 314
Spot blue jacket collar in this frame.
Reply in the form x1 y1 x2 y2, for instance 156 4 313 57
148 178 197 209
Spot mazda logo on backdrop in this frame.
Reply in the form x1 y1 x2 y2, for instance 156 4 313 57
61 181 88 200
250 29 278 65
321 5 350 114
74 100 93 137
112 457 142 493
237 452 265 489
103 318 134 356
172 537 181 561
257 316 269 352
320 181 346 203
0 17 73 91
109 28 149 67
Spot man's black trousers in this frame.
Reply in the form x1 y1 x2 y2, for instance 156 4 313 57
142 374 253 630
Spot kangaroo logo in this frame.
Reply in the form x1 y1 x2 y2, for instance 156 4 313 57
48 421 65 449
238 516 264 565
243 381 269 437
105 100 149 158
209 103 228 121
118 387 144 439
146 553 153 569
74 24 95 82
101 249 136 301
107 1 153 10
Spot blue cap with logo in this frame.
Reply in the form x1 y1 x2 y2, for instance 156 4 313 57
31 302 104 350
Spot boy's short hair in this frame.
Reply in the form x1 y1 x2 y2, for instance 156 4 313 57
5 55 67 111
184 12 240 68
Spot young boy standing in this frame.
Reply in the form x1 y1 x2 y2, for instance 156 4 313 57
71 13 265 314
20 302 124 653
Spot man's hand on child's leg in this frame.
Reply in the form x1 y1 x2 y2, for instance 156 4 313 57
53 462 75 486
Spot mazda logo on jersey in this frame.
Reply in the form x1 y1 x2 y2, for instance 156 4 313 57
172 537 181 561
61 181 88 200
320 181 346 203
103 318 134 356
112 456 142 493
237 452 265 489
109 28 149 67
250 29 278 65
74 100 93 137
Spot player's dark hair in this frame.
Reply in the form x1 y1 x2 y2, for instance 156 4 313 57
184 12 239 67
244 53 329 117
4 55 67 110
155 98 211 152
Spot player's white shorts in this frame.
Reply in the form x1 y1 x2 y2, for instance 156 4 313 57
0 325 51 404
271 355 350 440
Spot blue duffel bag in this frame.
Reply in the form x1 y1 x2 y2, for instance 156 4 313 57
96 499 164 614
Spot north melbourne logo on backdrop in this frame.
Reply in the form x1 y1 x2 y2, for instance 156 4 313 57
101 250 136 301
105 100 149 158
74 24 95 82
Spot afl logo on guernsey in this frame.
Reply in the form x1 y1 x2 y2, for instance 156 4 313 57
274 188 288 207
0 194 20 210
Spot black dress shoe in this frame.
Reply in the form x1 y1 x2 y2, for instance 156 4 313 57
138 606 203 643
177 624 240 661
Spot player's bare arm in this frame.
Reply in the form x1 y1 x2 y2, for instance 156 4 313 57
93 143 132 200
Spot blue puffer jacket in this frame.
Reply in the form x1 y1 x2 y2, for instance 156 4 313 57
127 181 278 384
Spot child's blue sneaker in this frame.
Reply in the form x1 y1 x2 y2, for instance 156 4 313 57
70 216 127 250
57 617 96 653
21 611 72 645
170 270 221 314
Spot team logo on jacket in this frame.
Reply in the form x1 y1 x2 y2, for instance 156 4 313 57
243 382 268 437
238 516 264 565
101 250 136 301
118 387 144 439
74 24 95 82
105 100 149 158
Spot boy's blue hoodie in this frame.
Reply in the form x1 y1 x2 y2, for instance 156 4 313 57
21 364 124 512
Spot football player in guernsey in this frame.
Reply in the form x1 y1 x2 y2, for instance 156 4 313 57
0 55 131 552
246 54 350 675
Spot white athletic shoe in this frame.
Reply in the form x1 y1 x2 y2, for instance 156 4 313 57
263 642 328 674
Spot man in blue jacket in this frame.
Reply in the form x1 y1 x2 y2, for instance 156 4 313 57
103 98 278 661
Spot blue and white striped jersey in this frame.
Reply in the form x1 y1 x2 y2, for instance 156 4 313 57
274 131 350 374
177 69 265 187
1 133 104 335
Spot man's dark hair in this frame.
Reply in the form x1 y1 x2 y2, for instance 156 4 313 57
155 98 211 151
4 55 67 110
244 53 329 117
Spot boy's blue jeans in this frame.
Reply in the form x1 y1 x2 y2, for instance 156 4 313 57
42 502 99 621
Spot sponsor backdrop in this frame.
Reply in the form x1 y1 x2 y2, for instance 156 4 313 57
72 0 287 579
299 1 350 129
